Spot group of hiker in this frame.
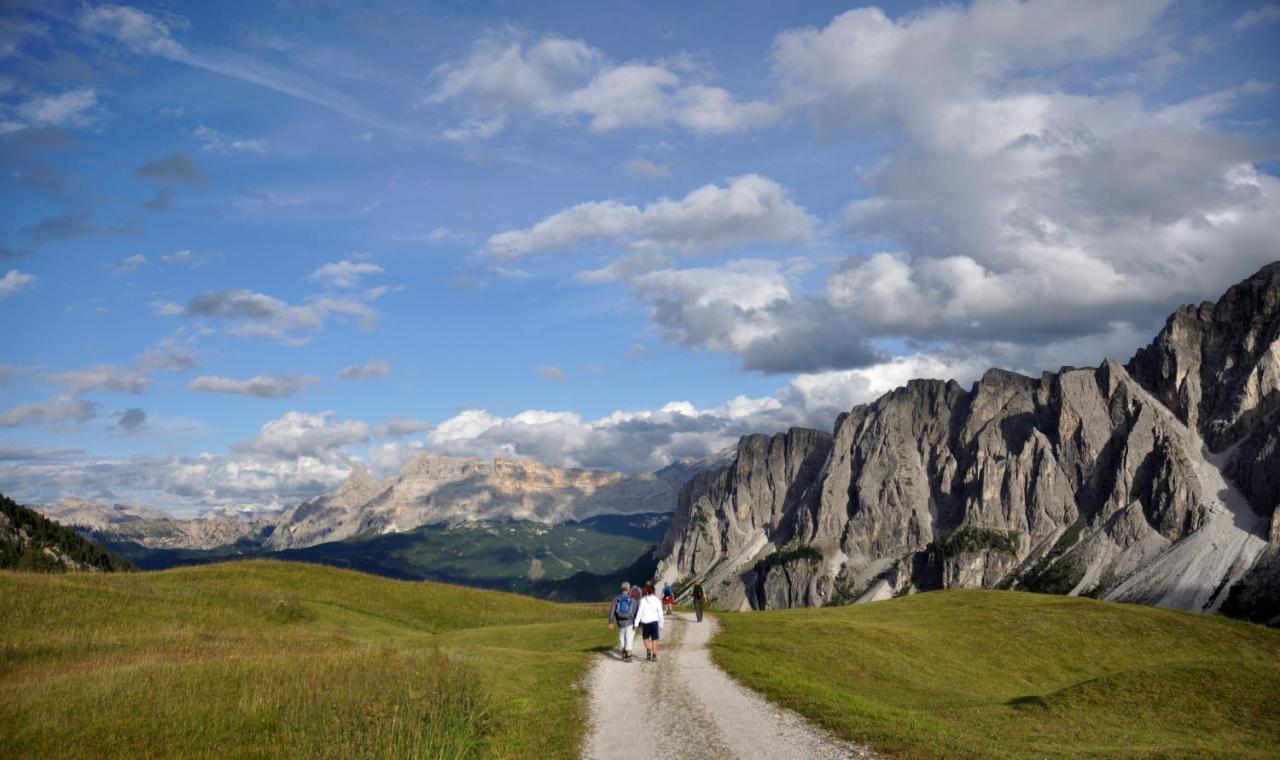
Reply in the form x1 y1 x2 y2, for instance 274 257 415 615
607 579 707 662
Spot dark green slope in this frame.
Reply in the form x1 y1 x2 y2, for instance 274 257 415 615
0 494 132 572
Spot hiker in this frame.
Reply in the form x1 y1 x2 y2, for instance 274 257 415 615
691 580 706 622
608 582 637 661
633 582 665 662
661 582 675 615
629 582 642 603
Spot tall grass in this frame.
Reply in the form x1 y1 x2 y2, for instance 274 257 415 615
0 560 606 758
712 590 1280 759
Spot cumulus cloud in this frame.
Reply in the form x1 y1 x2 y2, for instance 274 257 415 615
429 32 775 137
232 410 369 458
766 1 1280 350
485 174 814 261
0 269 36 299
0 409 373 513
184 288 377 344
338 360 390 380
422 398 795 472
633 259 882 373
188 373 319 398
307 259 384 288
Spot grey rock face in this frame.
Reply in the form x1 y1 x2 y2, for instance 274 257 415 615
655 428 831 610
657 263 1280 618
1128 262 1280 453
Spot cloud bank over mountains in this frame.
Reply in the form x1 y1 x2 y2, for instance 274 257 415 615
2 0 1277 514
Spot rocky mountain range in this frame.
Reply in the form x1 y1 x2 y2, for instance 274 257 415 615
655 262 1280 626
37 453 711 553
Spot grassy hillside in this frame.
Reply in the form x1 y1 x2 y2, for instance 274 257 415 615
0 560 609 758
0 494 132 572
712 590 1280 759
101 513 669 599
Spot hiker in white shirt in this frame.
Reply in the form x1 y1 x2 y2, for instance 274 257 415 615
633 582 665 662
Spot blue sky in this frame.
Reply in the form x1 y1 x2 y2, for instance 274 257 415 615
1 0 1278 514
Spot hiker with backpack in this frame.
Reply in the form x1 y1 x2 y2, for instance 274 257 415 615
691 580 706 622
633 582 665 661
661 582 675 615
609 582 637 661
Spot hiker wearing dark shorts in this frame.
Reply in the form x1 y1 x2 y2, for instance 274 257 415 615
608 582 637 661
692 580 706 622
633 582 664 661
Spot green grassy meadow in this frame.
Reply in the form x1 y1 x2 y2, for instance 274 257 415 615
711 590 1280 759
0 560 607 758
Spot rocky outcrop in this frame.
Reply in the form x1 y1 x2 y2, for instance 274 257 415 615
654 428 831 610
657 263 1280 619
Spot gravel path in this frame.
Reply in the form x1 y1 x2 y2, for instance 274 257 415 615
583 612 875 759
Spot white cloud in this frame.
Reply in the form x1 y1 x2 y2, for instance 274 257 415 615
633 259 882 373
307 259 384 288
233 410 369 459
188 374 319 398
422 397 797 473
485 174 814 261
150 300 184 317
33 341 196 402
0 269 35 299
44 365 150 394
0 393 96 428
766 2 1280 348
429 32 775 136
536 364 567 381
338 360 390 380
184 288 378 344
1 88 98 133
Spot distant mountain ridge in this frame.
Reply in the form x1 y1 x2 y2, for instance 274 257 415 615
655 262 1280 626
36 452 721 554
266 453 705 550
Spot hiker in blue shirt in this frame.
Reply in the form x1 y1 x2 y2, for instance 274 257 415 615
608 581 637 662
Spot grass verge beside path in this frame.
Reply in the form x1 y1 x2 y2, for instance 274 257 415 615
0 560 605 758
710 590 1280 759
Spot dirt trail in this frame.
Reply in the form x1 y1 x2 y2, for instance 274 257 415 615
583 612 874 759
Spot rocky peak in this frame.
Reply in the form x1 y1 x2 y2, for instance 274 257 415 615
656 262 1280 618
1128 261 1280 451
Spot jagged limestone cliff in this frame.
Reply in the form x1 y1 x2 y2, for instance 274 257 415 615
657 263 1280 620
